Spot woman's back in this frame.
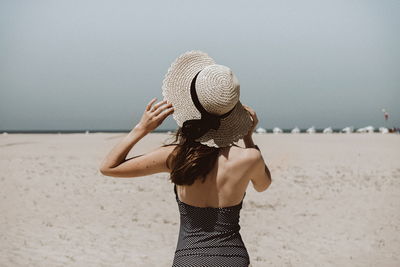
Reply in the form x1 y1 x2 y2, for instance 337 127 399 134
174 144 255 209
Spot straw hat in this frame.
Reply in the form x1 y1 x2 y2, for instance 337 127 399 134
161 50 253 148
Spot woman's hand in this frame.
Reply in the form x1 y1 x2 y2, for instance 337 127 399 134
242 104 259 139
134 98 174 134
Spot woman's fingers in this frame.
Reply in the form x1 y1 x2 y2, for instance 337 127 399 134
146 98 171 114
155 105 174 121
139 98 174 132
151 99 168 112
243 104 254 113
243 104 256 117
146 98 157 111
153 102 173 116
243 104 258 128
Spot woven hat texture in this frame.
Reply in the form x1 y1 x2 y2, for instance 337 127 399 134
161 50 252 148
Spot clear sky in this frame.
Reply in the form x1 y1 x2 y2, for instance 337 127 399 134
1 0 399 131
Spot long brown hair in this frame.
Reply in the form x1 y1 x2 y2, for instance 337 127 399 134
164 127 220 185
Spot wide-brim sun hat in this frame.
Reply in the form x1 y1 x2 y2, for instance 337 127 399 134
162 50 253 148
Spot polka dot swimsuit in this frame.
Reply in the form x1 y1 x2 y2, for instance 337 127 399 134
172 184 250 267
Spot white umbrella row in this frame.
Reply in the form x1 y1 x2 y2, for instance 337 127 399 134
254 126 390 134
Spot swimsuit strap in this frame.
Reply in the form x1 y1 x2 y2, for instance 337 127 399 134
174 184 181 202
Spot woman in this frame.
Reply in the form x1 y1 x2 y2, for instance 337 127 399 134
100 51 272 267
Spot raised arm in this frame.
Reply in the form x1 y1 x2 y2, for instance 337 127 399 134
99 97 175 178
242 104 272 192
246 147 272 192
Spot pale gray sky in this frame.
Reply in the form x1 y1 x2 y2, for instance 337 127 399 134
1 0 399 131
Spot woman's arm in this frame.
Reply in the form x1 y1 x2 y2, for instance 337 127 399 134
99 98 175 178
99 127 147 172
242 104 272 191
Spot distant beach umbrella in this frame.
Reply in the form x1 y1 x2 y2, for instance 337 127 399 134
356 127 367 133
341 126 353 133
379 127 389 134
2 132 8 135
255 127 267 134
291 127 300 134
323 127 333 134
357 126 374 133
306 126 316 134
365 126 374 133
272 127 282 134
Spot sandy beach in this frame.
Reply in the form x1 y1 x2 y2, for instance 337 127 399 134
0 132 399 267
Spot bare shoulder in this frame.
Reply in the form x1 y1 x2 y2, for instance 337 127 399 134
228 145 261 162
159 143 178 158
160 144 178 172
160 143 178 151
222 145 262 173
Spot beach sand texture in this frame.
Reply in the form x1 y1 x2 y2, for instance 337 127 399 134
0 133 399 267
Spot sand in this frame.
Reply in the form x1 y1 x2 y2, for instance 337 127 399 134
0 132 399 267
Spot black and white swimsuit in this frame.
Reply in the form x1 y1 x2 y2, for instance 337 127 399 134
172 184 250 267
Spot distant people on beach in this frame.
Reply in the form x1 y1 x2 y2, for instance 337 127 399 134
389 127 400 134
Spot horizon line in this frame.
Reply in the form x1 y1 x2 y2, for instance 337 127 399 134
1 127 398 134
